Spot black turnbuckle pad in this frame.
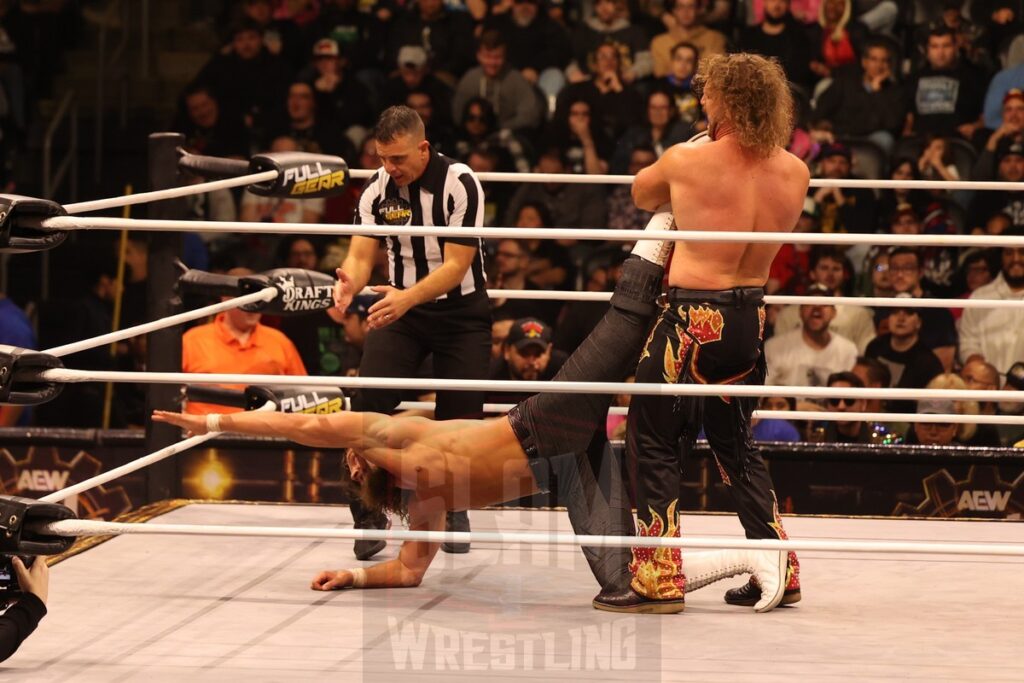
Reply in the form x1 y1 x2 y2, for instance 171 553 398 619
0 195 69 254
0 345 64 406
248 152 349 199
0 495 77 556
245 385 349 413
239 268 336 315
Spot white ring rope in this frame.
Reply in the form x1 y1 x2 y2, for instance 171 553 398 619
39 401 277 504
347 167 1024 193
61 171 279 215
42 287 278 358
36 369 1024 403
394 401 1024 426
35 216 1024 249
399 287 1024 310
32 519 1024 557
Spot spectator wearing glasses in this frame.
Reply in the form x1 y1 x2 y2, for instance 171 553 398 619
905 399 959 446
610 89 689 173
917 374 1002 447
884 247 958 371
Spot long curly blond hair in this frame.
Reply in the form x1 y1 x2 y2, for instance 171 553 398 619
693 53 794 158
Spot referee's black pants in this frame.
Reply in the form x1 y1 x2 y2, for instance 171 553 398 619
349 291 492 519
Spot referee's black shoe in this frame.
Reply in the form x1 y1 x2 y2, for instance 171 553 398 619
353 509 389 561
442 511 470 553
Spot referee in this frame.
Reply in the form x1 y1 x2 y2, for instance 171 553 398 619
333 106 490 558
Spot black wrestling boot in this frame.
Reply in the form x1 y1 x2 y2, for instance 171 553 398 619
352 503 388 561
723 577 802 607
592 585 686 614
441 511 470 554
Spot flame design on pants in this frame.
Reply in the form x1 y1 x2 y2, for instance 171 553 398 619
629 499 685 599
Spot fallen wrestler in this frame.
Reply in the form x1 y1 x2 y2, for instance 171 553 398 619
154 225 789 614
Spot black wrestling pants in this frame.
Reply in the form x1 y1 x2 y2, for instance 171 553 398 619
626 287 793 599
508 256 664 591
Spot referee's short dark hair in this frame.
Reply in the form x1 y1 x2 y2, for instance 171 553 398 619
374 105 425 143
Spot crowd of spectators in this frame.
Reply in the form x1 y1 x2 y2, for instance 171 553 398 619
7 0 1024 448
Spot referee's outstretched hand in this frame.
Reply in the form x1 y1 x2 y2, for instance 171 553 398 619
333 268 356 311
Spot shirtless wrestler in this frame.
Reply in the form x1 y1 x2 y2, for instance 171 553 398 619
594 52 812 614
154 221 790 613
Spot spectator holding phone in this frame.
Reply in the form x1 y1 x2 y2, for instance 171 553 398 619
0 556 49 662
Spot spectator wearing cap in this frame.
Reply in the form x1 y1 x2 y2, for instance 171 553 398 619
884 247 958 371
809 142 878 233
739 0 815 87
299 38 374 138
194 18 291 141
271 81 355 159
772 250 877 352
488 317 568 404
329 294 374 376
982 60 1024 135
905 399 959 446
313 0 380 74
765 286 859 387
650 0 726 78
380 46 454 123
384 0 476 85
922 373 1002 447
565 0 652 85
452 30 544 135
973 89 1024 181
958 243 1024 376
967 139 1024 231
483 0 572 105
903 25 985 140
864 294 944 413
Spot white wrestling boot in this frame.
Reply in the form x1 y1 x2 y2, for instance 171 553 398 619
683 549 788 613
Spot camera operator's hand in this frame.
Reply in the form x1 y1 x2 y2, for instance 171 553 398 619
12 557 47 605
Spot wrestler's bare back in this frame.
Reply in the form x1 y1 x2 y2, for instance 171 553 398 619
359 413 539 509
640 136 810 290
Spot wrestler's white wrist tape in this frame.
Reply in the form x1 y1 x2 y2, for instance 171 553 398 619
206 413 223 433
631 205 676 266
349 567 367 588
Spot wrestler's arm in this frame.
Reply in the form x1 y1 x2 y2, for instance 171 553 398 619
152 410 390 450
310 494 446 590
631 144 689 211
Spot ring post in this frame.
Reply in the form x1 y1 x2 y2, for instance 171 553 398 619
144 133 186 503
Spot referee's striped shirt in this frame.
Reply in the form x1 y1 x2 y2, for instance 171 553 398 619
357 148 487 301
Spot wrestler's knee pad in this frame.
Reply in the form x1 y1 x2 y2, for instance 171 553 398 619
610 256 664 317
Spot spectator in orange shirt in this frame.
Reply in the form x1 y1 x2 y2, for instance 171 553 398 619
183 268 307 414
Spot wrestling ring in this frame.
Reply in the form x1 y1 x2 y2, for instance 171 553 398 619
0 139 1022 680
